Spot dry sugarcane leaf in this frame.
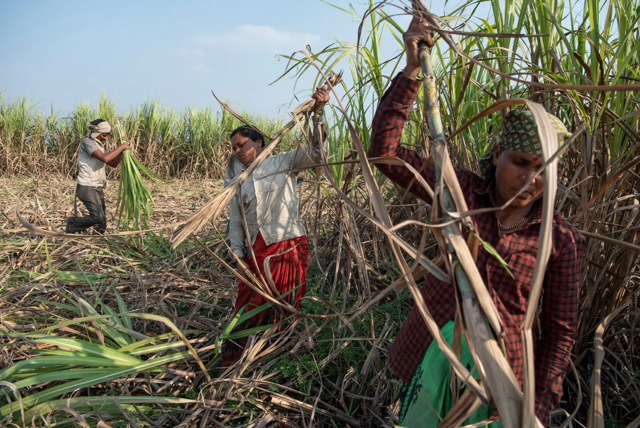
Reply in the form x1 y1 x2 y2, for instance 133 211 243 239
401 155 434 203
356 123 493 403
270 395 360 427
448 98 531 142
574 154 640 220
558 360 583 428
438 387 484 428
321 192 450 283
371 156 435 200
627 414 640 428
390 265 429 290
302 158 450 283
341 94 493 402
211 91 273 141
15 206 182 239
463 296 522 422
519 101 560 427
262 245 300 314
579 230 640 252
587 301 631 428
199 238 311 319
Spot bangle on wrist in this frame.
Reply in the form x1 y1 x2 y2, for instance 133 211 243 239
402 69 423 81
313 108 323 116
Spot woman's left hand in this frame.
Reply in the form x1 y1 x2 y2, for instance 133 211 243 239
312 87 330 112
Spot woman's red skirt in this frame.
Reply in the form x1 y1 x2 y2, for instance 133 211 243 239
235 232 309 323
223 232 309 367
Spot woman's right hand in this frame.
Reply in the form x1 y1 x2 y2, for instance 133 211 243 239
312 87 330 115
402 17 435 76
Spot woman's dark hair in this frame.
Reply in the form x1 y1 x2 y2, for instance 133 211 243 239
89 118 107 126
230 126 265 148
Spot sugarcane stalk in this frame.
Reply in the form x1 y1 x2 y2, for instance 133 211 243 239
419 43 503 338
418 38 524 427
518 100 562 428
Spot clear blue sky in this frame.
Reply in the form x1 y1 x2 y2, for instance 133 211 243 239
0 1 454 118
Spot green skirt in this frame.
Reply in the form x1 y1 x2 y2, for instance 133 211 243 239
398 321 503 427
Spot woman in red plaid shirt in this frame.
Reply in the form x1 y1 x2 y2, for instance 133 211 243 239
369 19 584 426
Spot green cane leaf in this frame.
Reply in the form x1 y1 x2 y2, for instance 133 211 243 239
472 231 515 279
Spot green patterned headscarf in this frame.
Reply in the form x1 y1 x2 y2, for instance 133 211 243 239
479 109 571 179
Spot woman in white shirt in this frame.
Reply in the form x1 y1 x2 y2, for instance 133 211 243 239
222 88 329 366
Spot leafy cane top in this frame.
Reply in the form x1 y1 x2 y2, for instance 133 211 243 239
369 73 584 422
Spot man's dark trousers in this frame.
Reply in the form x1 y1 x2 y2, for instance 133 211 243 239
67 184 107 233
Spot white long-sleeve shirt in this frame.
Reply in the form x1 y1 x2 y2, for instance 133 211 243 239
226 115 327 259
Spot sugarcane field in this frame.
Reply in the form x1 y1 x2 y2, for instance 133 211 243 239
1 0 640 427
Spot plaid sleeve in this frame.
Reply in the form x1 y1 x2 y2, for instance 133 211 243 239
534 225 585 421
369 73 436 202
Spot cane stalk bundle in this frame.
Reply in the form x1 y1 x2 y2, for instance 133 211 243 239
115 124 163 227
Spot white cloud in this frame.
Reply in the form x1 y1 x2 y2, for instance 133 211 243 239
184 25 321 56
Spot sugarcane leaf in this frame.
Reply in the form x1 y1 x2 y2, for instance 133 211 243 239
0 356 126 382
7 368 156 391
76 298 130 348
22 396 196 421
32 337 141 365
471 230 514 279
222 307 244 339
113 289 133 331
119 330 200 353
0 350 192 418
227 324 273 340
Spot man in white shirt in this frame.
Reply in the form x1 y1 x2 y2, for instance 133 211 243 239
66 119 130 234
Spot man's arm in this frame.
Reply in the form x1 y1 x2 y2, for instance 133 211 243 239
91 142 130 166
534 230 584 421
106 151 124 167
